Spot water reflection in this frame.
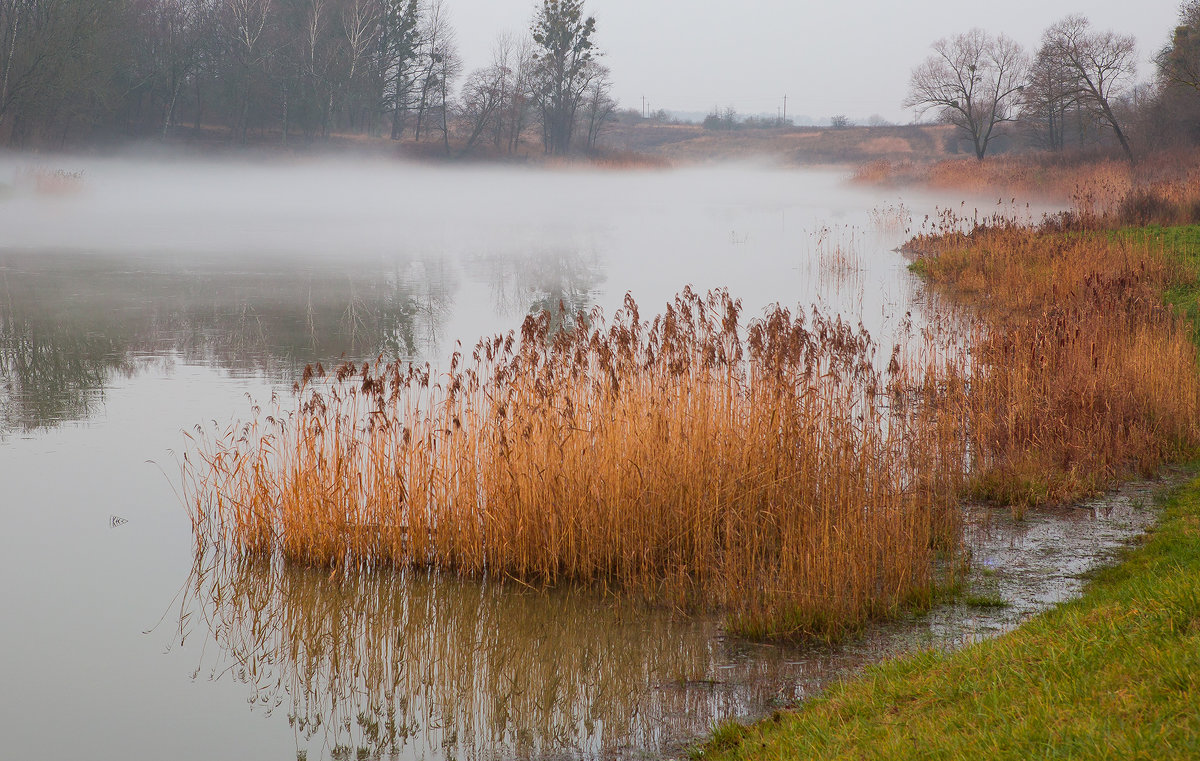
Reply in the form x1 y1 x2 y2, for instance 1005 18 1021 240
163 470 1174 761
0 250 602 434
172 556 807 761
473 248 606 322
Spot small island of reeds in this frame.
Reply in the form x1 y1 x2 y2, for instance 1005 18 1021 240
183 207 1200 639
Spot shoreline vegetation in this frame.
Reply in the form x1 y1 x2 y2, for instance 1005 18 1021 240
183 289 972 640
176 151 1200 754
690 167 1200 756
696 469 1200 760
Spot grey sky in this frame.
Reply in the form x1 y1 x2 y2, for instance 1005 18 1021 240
448 1 1180 122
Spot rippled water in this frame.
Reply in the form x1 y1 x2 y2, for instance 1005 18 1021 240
0 156 1140 761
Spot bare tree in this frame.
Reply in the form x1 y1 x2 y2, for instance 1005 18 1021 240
295 0 337 136
409 0 457 152
457 62 504 154
220 0 275 142
126 0 212 139
339 0 379 131
579 61 614 150
1022 40 1083 151
497 32 535 153
412 0 449 142
1041 15 1137 163
380 0 419 139
903 29 1029 160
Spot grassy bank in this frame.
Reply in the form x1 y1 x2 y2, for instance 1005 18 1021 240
696 468 1200 760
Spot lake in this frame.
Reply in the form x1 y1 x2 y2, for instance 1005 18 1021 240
2 156 1117 761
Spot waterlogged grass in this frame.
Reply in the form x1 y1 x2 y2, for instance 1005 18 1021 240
694 471 1200 761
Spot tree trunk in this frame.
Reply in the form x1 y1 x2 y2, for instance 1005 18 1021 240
1099 100 1135 164
163 79 181 140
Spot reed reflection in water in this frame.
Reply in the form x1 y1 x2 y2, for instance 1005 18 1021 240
172 554 818 761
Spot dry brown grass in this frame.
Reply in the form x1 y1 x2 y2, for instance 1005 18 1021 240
183 288 969 639
869 202 912 235
856 150 1200 227
909 217 1200 510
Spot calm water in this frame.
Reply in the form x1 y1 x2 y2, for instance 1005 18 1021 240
0 157 1130 761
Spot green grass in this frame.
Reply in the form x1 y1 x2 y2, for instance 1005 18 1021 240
1116 224 1200 338
695 473 1200 760
961 593 1008 610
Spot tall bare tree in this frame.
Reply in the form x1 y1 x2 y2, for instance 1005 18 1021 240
339 0 379 131
142 0 214 139
1022 40 1083 151
1041 15 1137 163
903 29 1029 160
495 31 535 153
579 60 613 150
220 0 275 142
457 60 505 154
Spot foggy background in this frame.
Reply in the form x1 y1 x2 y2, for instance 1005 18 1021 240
446 1 1177 123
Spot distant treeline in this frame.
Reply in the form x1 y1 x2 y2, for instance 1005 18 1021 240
0 0 615 154
904 5 1200 161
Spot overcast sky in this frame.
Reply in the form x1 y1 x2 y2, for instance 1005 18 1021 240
446 1 1181 123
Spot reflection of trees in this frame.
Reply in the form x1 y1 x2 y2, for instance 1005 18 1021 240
0 253 457 434
475 248 606 326
170 554 807 761
0 305 139 432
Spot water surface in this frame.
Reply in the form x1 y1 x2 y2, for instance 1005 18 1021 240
0 157 1110 761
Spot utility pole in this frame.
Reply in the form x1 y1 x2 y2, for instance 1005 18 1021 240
783 94 787 123
642 95 646 119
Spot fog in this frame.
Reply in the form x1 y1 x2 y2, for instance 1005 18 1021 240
0 153 1057 371
1 154 887 256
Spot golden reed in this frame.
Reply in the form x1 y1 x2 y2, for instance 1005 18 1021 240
183 288 968 639
908 213 1200 508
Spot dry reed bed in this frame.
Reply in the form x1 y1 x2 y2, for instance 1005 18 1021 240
183 289 969 638
908 217 1200 507
855 151 1200 227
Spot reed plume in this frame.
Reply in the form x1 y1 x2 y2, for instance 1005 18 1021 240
183 288 968 639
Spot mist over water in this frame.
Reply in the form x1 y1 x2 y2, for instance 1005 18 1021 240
0 155 1066 761
0 154 995 367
